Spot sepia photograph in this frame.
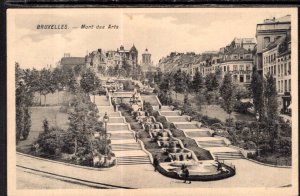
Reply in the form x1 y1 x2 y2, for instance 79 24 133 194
7 7 298 195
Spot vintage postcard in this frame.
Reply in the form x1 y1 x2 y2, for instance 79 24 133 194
7 8 298 195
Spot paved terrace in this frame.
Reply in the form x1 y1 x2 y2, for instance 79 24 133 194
17 153 291 188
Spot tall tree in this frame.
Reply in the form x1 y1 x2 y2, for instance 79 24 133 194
15 63 33 143
264 73 279 124
173 69 185 100
251 67 265 121
205 73 219 92
192 70 204 94
220 73 235 119
80 69 101 102
39 68 55 106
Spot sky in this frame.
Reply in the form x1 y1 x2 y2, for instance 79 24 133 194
8 8 294 69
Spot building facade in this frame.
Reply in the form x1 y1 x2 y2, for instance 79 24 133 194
255 15 291 74
262 30 291 114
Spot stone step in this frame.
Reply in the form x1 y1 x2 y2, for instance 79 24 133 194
160 111 180 116
110 135 133 140
175 123 199 129
108 117 125 123
198 140 226 148
213 152 244 160
117 156 150 165
186 131 212 137
107 124 130 131
97 106 115 112
166 116 190 122
112 146 142 151
99 112 121 117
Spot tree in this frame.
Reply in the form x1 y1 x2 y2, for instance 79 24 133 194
158 73 174 105
264 73 279 150
220 73 235 118
15 63 33 143
205 73 219 92
80 69 101 103
192 70 204 94
39 68 55 106
264 73 278 124
65 69 78 93
251 67 265 121
173 69 185 100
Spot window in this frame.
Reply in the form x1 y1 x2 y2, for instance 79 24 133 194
288 62 291 74
240 55 244 59
281 80 283 93
278 81 280 92
246 64 251 71
240 75 244 83
284 63 287 75
274 65 276 75
227 65 230 71
246 75 251 82
234 75 238 82
289 79 291 92
240 64 244 71
281 64 283 76
224 66 226 72
263 37 270 48
284 80 287 92
233 65 238 71
271 66 273 74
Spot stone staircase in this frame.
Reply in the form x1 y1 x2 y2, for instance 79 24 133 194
185 131 212 137
116 156 151 165
197 140 227 148
154 104 244 161
107 117 125 123
159 111 181 116
174 123 199 129
166 116 189 122
111 143 142 151
213 151 244 160
95 95 151 166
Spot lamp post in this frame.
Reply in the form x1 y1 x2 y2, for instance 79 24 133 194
103 112 109 157
255 113 260 157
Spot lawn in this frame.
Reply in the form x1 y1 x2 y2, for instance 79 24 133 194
33 90 73 106
251 153 291 166
17 107 69 153
170 91 255 122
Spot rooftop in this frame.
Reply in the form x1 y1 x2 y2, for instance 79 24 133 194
61 57 86 66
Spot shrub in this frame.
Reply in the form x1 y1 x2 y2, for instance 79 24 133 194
36 127 65 156
201 115 222 126
243 141 257 150
234 101 253 114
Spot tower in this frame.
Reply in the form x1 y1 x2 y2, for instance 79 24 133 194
142 48 152 66
129 44 138 67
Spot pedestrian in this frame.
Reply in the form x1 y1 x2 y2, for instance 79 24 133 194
217 160 222 171
182 167 191 184
135 131 139 142
112 98 116 112
153 155 159 172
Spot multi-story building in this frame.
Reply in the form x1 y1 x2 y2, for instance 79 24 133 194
262 29 291 114
255 15 291 75
220 47 253 85
84 45 138 74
